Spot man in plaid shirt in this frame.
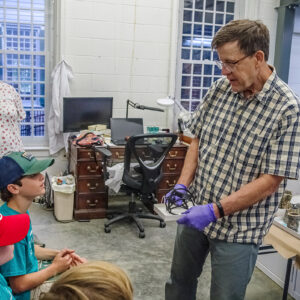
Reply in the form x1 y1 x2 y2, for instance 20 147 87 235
165 19 300 300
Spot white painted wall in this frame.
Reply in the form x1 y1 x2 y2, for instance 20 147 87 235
57 0 174 128
287 6 300 195
235 0 279 64
31 0 177 175
289 6 300 96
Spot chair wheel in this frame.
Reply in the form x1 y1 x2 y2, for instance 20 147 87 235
160 221 166 228
139 232 145 238
106 214 114 220
104 227 111 233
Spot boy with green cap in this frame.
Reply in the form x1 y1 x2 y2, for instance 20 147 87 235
0 152 86 300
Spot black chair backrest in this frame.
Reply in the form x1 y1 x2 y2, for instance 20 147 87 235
122 133 178 194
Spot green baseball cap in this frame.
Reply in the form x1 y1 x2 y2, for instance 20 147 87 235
0 152 55 189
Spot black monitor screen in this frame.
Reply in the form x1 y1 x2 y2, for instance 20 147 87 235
110 118 144 141
63 97 113 132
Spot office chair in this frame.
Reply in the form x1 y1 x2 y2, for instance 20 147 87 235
104 133 178 238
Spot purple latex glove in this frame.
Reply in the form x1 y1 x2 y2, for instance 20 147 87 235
165 184 188 206
177 203 217 231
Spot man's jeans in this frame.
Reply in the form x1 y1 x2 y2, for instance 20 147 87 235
165 225 260 300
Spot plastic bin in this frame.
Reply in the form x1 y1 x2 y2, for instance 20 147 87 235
52 176 75 222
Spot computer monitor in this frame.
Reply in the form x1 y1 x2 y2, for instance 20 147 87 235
110 118 144 145
63 97 113 132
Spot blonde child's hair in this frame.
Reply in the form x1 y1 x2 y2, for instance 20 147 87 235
39 261 133 300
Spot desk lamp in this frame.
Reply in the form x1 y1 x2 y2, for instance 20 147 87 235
156 96 190 133
126 99 164 118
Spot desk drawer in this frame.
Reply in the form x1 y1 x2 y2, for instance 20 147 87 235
73 147 104 161
77 178 105 193
166 148 187 159
109 148 125 164
77 161 103 176
76 193 107 210
109 147 150 160
158 174 180 190
162 159 184 173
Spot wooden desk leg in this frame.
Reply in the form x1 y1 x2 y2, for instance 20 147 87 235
282 258 292 300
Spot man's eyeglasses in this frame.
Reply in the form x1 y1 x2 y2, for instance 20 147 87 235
215 54 251 72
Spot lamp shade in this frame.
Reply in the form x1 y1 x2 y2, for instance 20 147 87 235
156 97 174 107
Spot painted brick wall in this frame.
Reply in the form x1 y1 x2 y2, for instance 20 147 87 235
256 0 279 65
60 0 173 128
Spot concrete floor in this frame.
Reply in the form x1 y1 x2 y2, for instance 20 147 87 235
29 198 294 300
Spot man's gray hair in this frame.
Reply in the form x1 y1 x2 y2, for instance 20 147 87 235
212 19 270 61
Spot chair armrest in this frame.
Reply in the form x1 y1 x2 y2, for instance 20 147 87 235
92 146 112 158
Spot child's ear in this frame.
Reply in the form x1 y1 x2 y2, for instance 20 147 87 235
7 184 21 195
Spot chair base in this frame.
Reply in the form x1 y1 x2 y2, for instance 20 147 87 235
104 200 166 238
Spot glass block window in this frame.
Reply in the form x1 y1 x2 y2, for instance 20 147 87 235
177 0 235 111
0 0 48 137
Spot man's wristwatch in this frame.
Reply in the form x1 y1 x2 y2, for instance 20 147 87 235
215 201 224 217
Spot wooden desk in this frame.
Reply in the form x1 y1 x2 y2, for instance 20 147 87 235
69 142 188 220
69 143 108 220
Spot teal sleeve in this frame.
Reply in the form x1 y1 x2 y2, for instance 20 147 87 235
0 274 15 300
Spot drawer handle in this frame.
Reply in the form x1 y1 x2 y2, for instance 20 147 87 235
166 180 176 187
88 152 100 158
169 151 178 157
115 152 124 159
86 165 99 173
86 199 99 207
87 183 99 190
167 163 177 171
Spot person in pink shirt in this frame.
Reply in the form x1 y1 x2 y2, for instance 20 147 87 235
0 82 26 158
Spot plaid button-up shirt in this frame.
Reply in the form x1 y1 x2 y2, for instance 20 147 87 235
187 70 300 244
